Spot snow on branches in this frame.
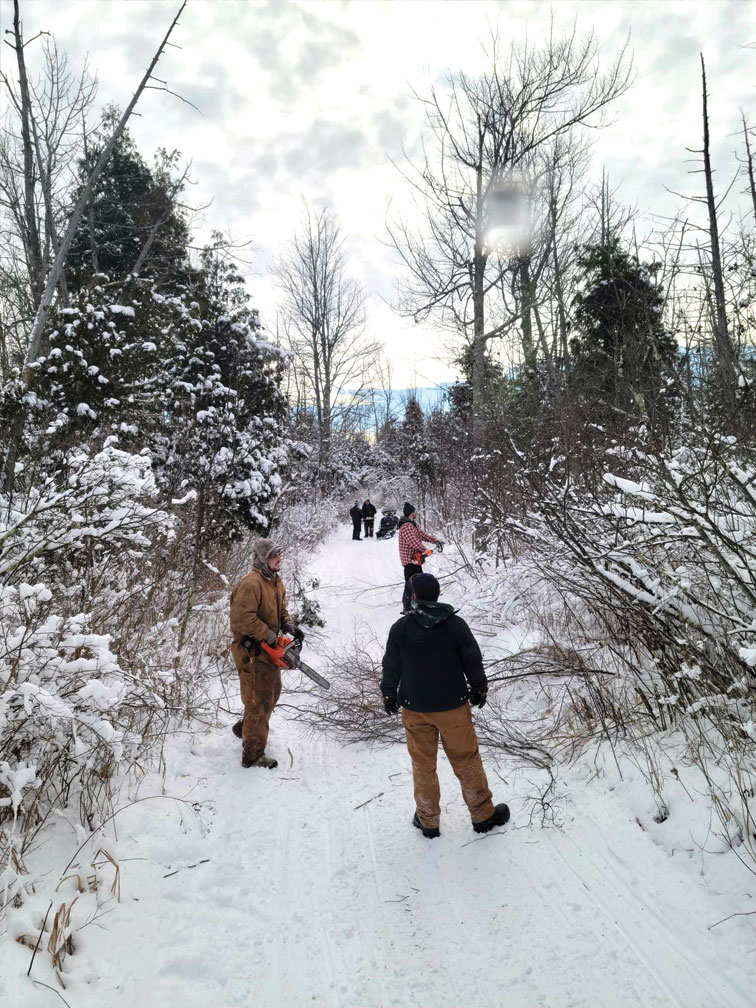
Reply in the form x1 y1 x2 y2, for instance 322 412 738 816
0 254 288 926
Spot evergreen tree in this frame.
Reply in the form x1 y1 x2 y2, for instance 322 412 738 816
569 234 678 428
28 276 164 458
399 396 439 494
447 343 506 420
27 242 287 550
67 110 191 292
149 241 287 545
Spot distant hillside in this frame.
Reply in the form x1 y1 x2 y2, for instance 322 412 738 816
390 386 450 414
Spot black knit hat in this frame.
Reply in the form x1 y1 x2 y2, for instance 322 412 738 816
403 502 416 517
411 573 440 601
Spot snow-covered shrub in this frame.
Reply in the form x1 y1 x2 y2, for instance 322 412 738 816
499 429 756 862
0 440 179 900
1 439 170 585
274 498 339 556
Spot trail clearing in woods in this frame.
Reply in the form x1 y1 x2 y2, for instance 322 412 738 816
5 527 756 1008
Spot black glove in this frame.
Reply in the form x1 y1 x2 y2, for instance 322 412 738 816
383 695 400 716
468 688 488 708
282 620 304 644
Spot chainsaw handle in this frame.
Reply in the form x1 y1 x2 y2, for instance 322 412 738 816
260 639 288 668
412 548 435 565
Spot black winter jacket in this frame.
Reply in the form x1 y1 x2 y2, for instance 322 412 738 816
362 502 377 519
380 601 487 712
350 505 363 523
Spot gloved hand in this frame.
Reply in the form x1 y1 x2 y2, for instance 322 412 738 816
282 620 304 644
264 629 278 647
383 695 399 716
468 688 488 708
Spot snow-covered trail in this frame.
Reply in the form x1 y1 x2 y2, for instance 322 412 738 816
11 527 756 1008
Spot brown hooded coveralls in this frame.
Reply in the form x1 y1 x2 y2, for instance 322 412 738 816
229 541 291 762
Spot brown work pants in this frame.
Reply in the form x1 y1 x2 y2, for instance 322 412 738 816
402 703 495 829
231 644 282 761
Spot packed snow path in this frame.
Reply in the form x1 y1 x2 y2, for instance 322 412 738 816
12 527 756 1007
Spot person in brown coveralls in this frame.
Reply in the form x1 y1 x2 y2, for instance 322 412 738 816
380 572 510 838
229 538 303 768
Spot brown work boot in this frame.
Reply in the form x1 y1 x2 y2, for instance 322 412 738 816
242 748 278 769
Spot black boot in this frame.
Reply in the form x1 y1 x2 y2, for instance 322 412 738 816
232 719 243 739
473 803 510 833
413 811 440 839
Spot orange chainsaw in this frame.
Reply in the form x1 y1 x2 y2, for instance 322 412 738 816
260 635 331 690
412 541 443 565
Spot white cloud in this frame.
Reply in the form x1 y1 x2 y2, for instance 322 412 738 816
2 0 753 386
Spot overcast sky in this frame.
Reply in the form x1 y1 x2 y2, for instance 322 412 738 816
1 0 754 387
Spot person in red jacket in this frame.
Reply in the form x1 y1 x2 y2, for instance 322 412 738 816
397 502 442 614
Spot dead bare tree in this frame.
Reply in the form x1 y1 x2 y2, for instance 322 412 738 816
273 204 378 481
741 113 756 229
490 133 594 384
388 23 632 442
369 353 395 437
699 54 738 405
0 13 97 371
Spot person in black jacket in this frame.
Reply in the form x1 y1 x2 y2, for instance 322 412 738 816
362 499 377 537
380 573 510 838
349 501 363 540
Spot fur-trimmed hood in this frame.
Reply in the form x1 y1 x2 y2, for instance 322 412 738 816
252 538 282 576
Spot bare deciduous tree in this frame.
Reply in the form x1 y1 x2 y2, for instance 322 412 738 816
0 10 97 372
274 205 378 481
388 23 632 439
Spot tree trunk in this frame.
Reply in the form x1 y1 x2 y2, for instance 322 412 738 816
471 256 487 437
550 196 570 365
471 148 487 445
700 54 737 405
177 484 205 659
518 255 537 371
12 0 44 304
321 376 332 478
742 113 756 229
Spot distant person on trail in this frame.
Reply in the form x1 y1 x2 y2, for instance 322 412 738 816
362 499 377 537
397 502 442 614
380 572 510 838
229 539 303 769
350 501 363 540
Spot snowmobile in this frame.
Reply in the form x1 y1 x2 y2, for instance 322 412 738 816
376 509 399 539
